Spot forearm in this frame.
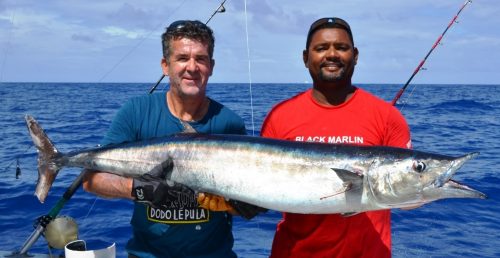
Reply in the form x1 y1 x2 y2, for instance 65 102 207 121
82 170 134 200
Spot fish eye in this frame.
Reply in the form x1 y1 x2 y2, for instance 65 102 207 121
413 161 427 173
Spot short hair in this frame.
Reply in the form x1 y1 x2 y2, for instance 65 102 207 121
161 20 215 60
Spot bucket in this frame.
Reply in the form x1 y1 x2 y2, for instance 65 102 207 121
64 240 116 258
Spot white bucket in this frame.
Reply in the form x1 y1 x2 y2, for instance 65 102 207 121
64 240 116 258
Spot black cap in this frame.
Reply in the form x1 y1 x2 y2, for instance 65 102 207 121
306 17 354 49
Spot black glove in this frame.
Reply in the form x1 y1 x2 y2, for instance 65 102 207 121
228 199 268 220
132 173 195 208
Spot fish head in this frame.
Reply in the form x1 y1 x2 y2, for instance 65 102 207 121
367 151 486 209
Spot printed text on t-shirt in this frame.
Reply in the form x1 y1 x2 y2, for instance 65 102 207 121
295 135 364 144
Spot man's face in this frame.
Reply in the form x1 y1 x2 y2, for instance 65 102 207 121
303 28 358 84
162 37 214 98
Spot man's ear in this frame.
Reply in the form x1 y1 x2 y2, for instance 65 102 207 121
303 49 309 68
161 58 169 76
209 59 215 76
354 47 359 65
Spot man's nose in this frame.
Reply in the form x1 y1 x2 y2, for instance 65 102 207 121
186 58 198 72
325 47 339 59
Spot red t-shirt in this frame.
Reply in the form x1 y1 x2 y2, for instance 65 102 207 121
261 88 411 258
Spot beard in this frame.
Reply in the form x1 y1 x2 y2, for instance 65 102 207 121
318 68 345 82
317 61 355 83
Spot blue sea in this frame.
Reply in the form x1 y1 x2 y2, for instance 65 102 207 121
0 83 498 257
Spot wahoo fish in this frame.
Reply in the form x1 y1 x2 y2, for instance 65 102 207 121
25 115 486 214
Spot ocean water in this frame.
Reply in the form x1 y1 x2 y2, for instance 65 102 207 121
0 83 498 257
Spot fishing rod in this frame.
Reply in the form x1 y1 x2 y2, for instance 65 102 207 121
9 172 85 257
391 0 472 106
148 0 227 94
9 2 229 256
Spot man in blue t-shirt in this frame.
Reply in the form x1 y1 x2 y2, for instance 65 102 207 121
83 20 263 258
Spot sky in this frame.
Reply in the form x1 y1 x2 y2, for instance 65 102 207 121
0 0 499 84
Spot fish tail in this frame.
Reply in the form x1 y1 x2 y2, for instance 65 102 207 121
25 115 63 203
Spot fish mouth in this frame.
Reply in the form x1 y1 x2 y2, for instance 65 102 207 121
439 180 487 199
423 179 487 200
424 152 486 200
434 152 479 187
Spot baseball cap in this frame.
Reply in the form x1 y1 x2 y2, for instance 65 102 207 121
306 17 354 49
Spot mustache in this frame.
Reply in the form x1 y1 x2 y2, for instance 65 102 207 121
320 60 344 69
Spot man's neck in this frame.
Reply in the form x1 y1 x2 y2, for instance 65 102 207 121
311 81 356 106
166 91 209 122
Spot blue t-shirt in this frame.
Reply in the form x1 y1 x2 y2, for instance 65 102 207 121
102 92 246 258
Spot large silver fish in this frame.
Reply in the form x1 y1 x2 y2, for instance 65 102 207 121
25 115 486 214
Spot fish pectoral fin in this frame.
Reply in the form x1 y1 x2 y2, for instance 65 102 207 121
319 168 364 201
331 168 363 182
320 181 352 200
147 158 174 179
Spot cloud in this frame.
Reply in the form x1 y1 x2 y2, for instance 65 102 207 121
0 17 14 30
102 26 146 39
0 0 498 84
71 34 95 43
106 3 154 29
229 0 313 35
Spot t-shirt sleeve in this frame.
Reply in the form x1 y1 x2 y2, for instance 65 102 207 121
233 117 247 135
222 109 247 135
261 110 277 138
384 106 412 149
101 99 138 146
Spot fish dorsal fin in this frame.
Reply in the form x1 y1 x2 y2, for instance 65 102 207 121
179 120 197 133
320 169 364 201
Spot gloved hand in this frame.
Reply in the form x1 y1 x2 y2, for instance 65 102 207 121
197 193 236 213
132 173 195 208
197 193 267 220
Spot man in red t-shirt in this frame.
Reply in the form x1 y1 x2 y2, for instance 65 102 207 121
261 17 412 258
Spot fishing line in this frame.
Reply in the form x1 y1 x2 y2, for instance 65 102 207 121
82 194 99 222
97 0 188 83
2 144 32 177
83 0 229 234
11 1 226 254
1 10 37 182
243 0 256 136
391 0 472 110
82 0 189 231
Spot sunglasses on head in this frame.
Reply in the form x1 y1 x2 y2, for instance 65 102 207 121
167 20 207 32
309 17 351 35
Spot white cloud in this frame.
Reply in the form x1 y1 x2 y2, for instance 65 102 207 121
102 26 145 39
0 0 499 83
